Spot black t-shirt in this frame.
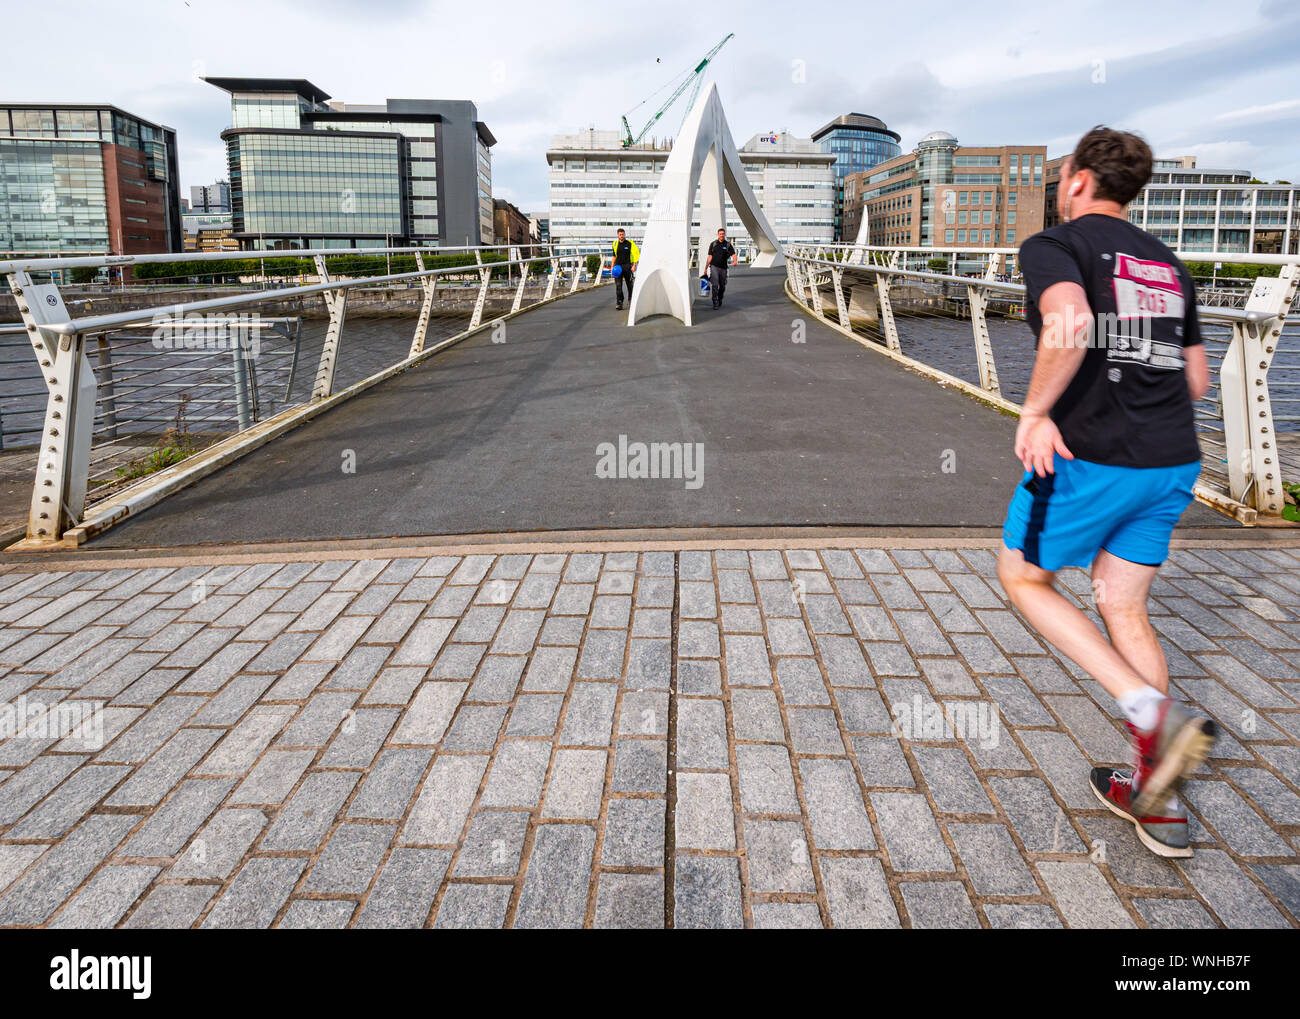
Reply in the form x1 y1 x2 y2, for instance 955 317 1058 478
708 239 735 267
1020 214 1202 468
614 239 635 267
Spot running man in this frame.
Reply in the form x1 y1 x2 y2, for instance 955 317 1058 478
996 126 1217 859
704 227 738 309
612 228 639 311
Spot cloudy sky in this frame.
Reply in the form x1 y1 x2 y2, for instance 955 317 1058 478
6 0 1299 211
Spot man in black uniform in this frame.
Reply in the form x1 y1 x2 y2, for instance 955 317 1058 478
612 228 639 310
704 227 738 309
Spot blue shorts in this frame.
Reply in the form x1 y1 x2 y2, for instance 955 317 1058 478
1002 458 1200 571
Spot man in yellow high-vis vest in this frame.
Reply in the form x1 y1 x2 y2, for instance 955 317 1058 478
612 228 639 310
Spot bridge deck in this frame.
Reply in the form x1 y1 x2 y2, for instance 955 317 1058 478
87 268 1225 549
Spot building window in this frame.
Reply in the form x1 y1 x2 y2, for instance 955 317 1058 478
945 229 954 243
1007 230 1015 242
957 230 966 243
1008 192 1016 205
958 191 968 205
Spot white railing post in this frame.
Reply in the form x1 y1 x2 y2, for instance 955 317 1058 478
569 255 582 294
807 259 825 316
511 256 530 313
876 251 902 352
791 259 811 309
968 252 1003 396
11 271 96 542
1221 264 1300 515
544 251 560 301
470 250 491 329
409 251 438 356
312 254 347 400
831 266 850 329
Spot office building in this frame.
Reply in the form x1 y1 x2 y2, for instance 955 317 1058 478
811 113 902 240
844 132 1047 251
190 180 231 213
204 77 495 250
493 198 531 250
182 211 238 251
528 212 550 246
546 128 835 254
0 102 182 257
1045 155 1299 254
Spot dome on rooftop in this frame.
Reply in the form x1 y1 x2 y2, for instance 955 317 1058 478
918 130 958 145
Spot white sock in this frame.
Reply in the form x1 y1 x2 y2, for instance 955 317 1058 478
1118 687 1166 732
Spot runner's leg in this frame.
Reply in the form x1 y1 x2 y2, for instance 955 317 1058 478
997 545 1151 699
1090 549 1168 695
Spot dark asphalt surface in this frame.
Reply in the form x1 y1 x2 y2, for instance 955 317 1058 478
92 268 1225 548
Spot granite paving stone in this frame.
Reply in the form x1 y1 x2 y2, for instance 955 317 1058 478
0 541 1294 928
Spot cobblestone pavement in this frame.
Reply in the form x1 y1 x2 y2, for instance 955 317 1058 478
0 543 1297 929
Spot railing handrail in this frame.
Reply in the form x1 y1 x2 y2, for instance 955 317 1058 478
14 251 602 338
789 252 1291 325
811 242 1300 268
0 243 585 275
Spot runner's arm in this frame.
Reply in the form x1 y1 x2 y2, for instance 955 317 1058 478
1022 281 1092 417
1181 271 1208 400
1016 280 1091 475
1184 343 1209 401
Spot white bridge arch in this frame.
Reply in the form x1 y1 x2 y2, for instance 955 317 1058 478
628 83 785 327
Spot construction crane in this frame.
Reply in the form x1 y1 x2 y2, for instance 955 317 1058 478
620 33 734 148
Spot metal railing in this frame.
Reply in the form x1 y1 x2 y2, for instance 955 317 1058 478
784 244 1300 524
1 244 607 545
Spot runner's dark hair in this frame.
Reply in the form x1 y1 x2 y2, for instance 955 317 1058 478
1070 126 1153 206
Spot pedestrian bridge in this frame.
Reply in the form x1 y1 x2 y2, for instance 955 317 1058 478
0 241 1295 553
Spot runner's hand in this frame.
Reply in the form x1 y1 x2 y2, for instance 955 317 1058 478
1015 412 1073 477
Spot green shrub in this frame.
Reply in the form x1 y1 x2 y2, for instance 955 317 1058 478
1183 261 1281 281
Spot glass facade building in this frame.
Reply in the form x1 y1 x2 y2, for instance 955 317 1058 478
0 139 108 254
228 132 403 242
206 78 494 250
810 113 902 240
1045 156 1300 255
0 103 182 257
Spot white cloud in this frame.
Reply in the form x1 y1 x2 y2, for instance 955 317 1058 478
2 0 1296 205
